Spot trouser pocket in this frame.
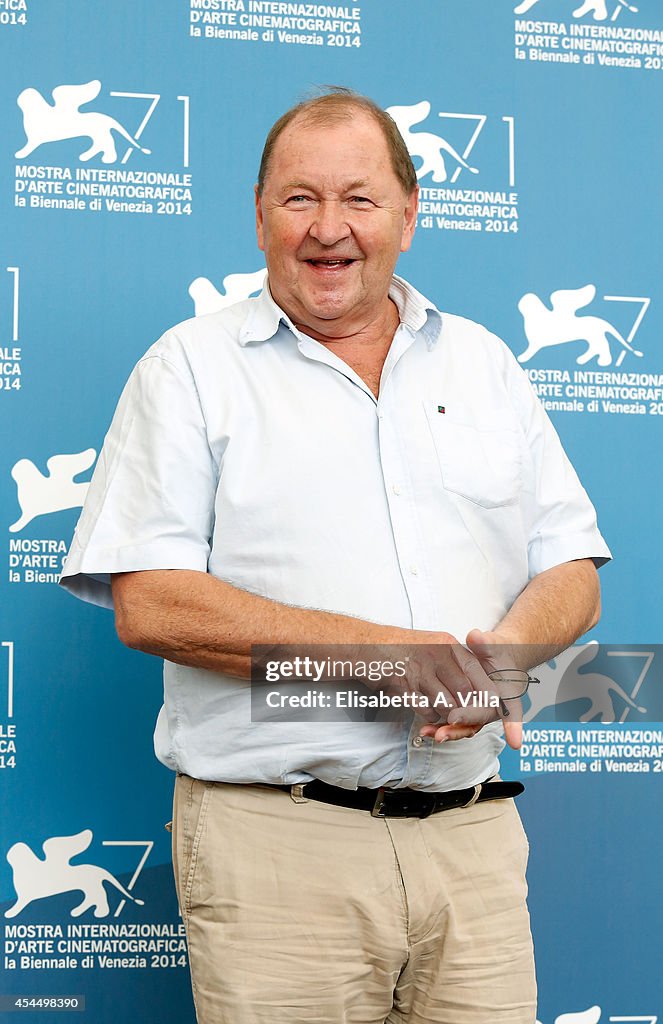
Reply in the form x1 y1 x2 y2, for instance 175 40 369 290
172 773 212 922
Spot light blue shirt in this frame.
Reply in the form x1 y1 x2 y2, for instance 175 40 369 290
61 277 611 790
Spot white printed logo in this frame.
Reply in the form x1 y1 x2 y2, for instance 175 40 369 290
1 641 14 720
2 266 20 341
386 101 479 184
9 448 96 533
514 0 638 20
12 84 192 216
15 81 152 165
517 285 649 367
525 642 652 724
387 101 518 235
0 641 16 770
4 830 152 919
387 101 516 187
537 1009 657 1024
1 265 21 395
189 269 266 316
538 1009 602 1024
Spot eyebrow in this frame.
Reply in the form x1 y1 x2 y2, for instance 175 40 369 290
280 181 313 194
279 179 373 195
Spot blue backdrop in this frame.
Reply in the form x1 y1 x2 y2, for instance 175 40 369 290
1 2 661 1022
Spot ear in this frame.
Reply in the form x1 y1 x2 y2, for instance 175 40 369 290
400 186 419 253
255 185 265 252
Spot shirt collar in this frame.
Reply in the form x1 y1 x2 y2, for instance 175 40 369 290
389 274 442 349
238 274 442 349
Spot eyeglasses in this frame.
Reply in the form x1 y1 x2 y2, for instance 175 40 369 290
487 670 540 718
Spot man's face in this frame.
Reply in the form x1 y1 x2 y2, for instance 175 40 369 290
255 111 418 339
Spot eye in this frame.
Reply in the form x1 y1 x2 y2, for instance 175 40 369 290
285 195 315 206
348 196 373 206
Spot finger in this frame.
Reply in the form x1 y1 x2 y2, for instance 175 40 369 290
418 704 447 724
424 716 521 747
430 643 492 711
460 640 527 740
503 718 522 750
447 695 500 728
419 694 522 746
449 642 490 696
466 628 514 675
420 722 484 743
418 653 459 716
465 628 495 660
406 647 469 717
502 693 523 749
449 699 523 748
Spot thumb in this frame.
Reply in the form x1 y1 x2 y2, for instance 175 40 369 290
465 627 502 673
466 627 518 673
466 627 487 647
467 628 524 749
466 627 500 651
503 717 523 750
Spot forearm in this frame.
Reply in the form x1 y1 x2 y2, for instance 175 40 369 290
111 569 413 677
490 558 601 669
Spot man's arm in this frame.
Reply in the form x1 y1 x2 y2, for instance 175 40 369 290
111 556 601 749
111 569 488 725
473 555 601 662
111 568 417 677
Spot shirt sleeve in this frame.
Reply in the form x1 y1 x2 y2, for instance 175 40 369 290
503 345 612 578
60 348 217 609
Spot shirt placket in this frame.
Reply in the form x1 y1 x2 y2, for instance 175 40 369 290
378 327 441 786
294 322 439 788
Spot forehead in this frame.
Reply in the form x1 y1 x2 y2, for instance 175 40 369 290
266 111 399 190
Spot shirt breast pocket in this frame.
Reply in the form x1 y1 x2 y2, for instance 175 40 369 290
423 401 522 509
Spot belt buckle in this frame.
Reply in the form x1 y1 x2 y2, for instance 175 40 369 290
371 787 388 817
371 788 438 818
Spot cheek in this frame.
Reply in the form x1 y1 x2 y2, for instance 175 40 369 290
266 215 307 256
362 238 397 272
357 222 401 260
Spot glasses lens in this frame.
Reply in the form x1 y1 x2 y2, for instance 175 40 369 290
487 670 530 699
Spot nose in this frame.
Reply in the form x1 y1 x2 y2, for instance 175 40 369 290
308 200 351 246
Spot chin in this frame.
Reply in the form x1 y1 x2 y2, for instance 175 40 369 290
308 306 352 324
303 292 357 320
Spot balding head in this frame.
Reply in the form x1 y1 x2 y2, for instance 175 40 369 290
257 87 417 197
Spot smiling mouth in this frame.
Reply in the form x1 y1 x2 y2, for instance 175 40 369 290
305 258 356 268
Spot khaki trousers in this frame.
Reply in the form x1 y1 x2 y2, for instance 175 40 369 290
172 775 536 1024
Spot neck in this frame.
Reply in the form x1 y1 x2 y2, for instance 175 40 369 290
292 298 400 353
293 299 401 400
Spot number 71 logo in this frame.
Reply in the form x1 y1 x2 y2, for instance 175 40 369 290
108 92 190 167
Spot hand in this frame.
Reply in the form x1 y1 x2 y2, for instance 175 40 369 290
371 630 509 730
417 628 524 750
389 633 494 725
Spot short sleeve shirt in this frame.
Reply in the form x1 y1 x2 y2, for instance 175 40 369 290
60 276 611 790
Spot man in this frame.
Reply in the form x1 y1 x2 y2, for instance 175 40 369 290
61 88 610 1023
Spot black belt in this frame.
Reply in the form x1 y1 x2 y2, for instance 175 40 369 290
268 778 524 819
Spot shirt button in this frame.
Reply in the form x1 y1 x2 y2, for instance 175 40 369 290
409 565 419 576
392 483 402 496
412 736 424 748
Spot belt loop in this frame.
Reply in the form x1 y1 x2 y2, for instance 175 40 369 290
462 784 482 808
290 783 309 804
